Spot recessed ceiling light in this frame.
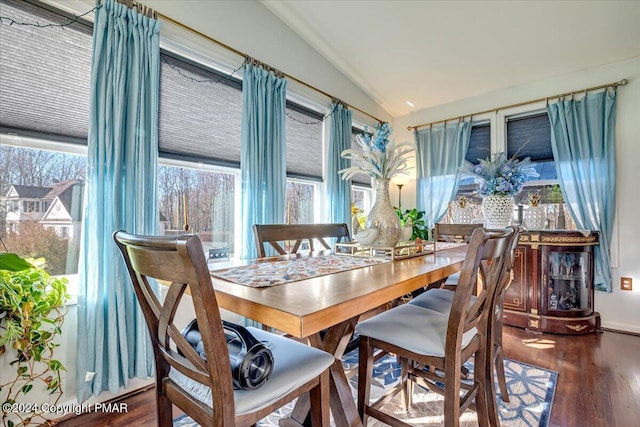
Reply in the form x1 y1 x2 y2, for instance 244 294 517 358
406 101 415 107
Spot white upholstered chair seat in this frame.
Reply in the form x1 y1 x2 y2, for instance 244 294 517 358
409 288 477 314
355 303 477 358
169 326 335 415
443 271 460 286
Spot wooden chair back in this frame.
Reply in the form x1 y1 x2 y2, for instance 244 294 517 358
113 231 237 425
113 231 330 427
448 227 515 354
356 227 516 426
253 223 350 258
433 222 484 243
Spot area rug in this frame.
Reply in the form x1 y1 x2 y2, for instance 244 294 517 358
174 350 557 427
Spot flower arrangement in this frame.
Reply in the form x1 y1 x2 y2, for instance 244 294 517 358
461 152 539 197
339 123 413 180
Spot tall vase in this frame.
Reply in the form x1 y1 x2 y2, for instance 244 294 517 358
481 195 514 229
366 178 401 247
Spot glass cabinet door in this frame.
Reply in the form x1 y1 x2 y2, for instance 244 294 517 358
543 247 593 317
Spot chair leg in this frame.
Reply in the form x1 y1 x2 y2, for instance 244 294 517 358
357 336 374 425
494 343 509 402
443 361 462 427
156 392 173 427
474 346 491 427
400 357 409 411
309 370 330 427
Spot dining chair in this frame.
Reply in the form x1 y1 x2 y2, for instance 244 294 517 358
253 222 367 353
430 222 485 290
356 227 515 427
410 226 522 415
113 231 334 427
253 223 350 258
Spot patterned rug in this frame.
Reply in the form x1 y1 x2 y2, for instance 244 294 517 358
174 350 557 427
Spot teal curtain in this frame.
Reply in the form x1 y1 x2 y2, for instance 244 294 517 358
547 90 617 292
241 63 287 259
76 0 160 401
326 102 353 230
415 121 471 229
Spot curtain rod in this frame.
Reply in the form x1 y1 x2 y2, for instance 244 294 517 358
407 78 628 131
155 11 384 124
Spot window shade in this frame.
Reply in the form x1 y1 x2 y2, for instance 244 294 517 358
0 0 327 180
349 129 373 187
506 113 553 162
285 103 324 180
158 54 243 167
0 0 92 141
465 123 491 164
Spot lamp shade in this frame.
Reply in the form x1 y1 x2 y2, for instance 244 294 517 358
391 174 410 187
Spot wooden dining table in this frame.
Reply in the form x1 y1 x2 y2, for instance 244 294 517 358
208 245 468 427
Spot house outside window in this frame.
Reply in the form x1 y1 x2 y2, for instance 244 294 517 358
0 144 86 276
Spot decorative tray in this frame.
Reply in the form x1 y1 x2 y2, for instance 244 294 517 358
334 240 434 261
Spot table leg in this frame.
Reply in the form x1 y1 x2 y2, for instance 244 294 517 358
282 318 363 427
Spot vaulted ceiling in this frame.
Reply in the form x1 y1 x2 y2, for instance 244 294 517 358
263 1 640 117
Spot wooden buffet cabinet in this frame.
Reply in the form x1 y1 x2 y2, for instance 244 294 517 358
503 230 601 334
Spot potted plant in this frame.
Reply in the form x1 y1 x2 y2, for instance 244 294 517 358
395 208 429 241
0 253 69 427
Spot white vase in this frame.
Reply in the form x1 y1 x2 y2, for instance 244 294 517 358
399 226 413 241
482 195 514 229
366 178 401 247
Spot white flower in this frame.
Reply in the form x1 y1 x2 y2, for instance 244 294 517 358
339 124 413 180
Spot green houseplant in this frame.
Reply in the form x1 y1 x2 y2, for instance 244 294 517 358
0 253 69 427
395 208 429 241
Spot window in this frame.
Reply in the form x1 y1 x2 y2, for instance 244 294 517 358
457 122 491 190
506 113 556 182
158 163 237 257
349 129 373 187
0 0 90 277
0 0 92 141
158 53 243 168
286 180 316 224
351 187 371 213
506 112 573 230
0 144 86 276
285 104 324 181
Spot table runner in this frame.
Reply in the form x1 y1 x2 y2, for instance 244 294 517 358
210 255 386 288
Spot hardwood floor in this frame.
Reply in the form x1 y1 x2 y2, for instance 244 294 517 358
54 327 640 427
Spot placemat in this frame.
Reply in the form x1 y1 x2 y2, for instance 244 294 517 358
211 255 386 288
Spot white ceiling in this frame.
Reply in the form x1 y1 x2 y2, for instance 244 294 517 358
263 0 640 117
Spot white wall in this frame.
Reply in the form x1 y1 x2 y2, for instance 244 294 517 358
393 57 640 333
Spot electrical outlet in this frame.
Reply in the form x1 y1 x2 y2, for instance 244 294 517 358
621 277 632 291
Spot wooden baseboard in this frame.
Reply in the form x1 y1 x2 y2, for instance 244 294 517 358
601 327 640 337
51 383 155 425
